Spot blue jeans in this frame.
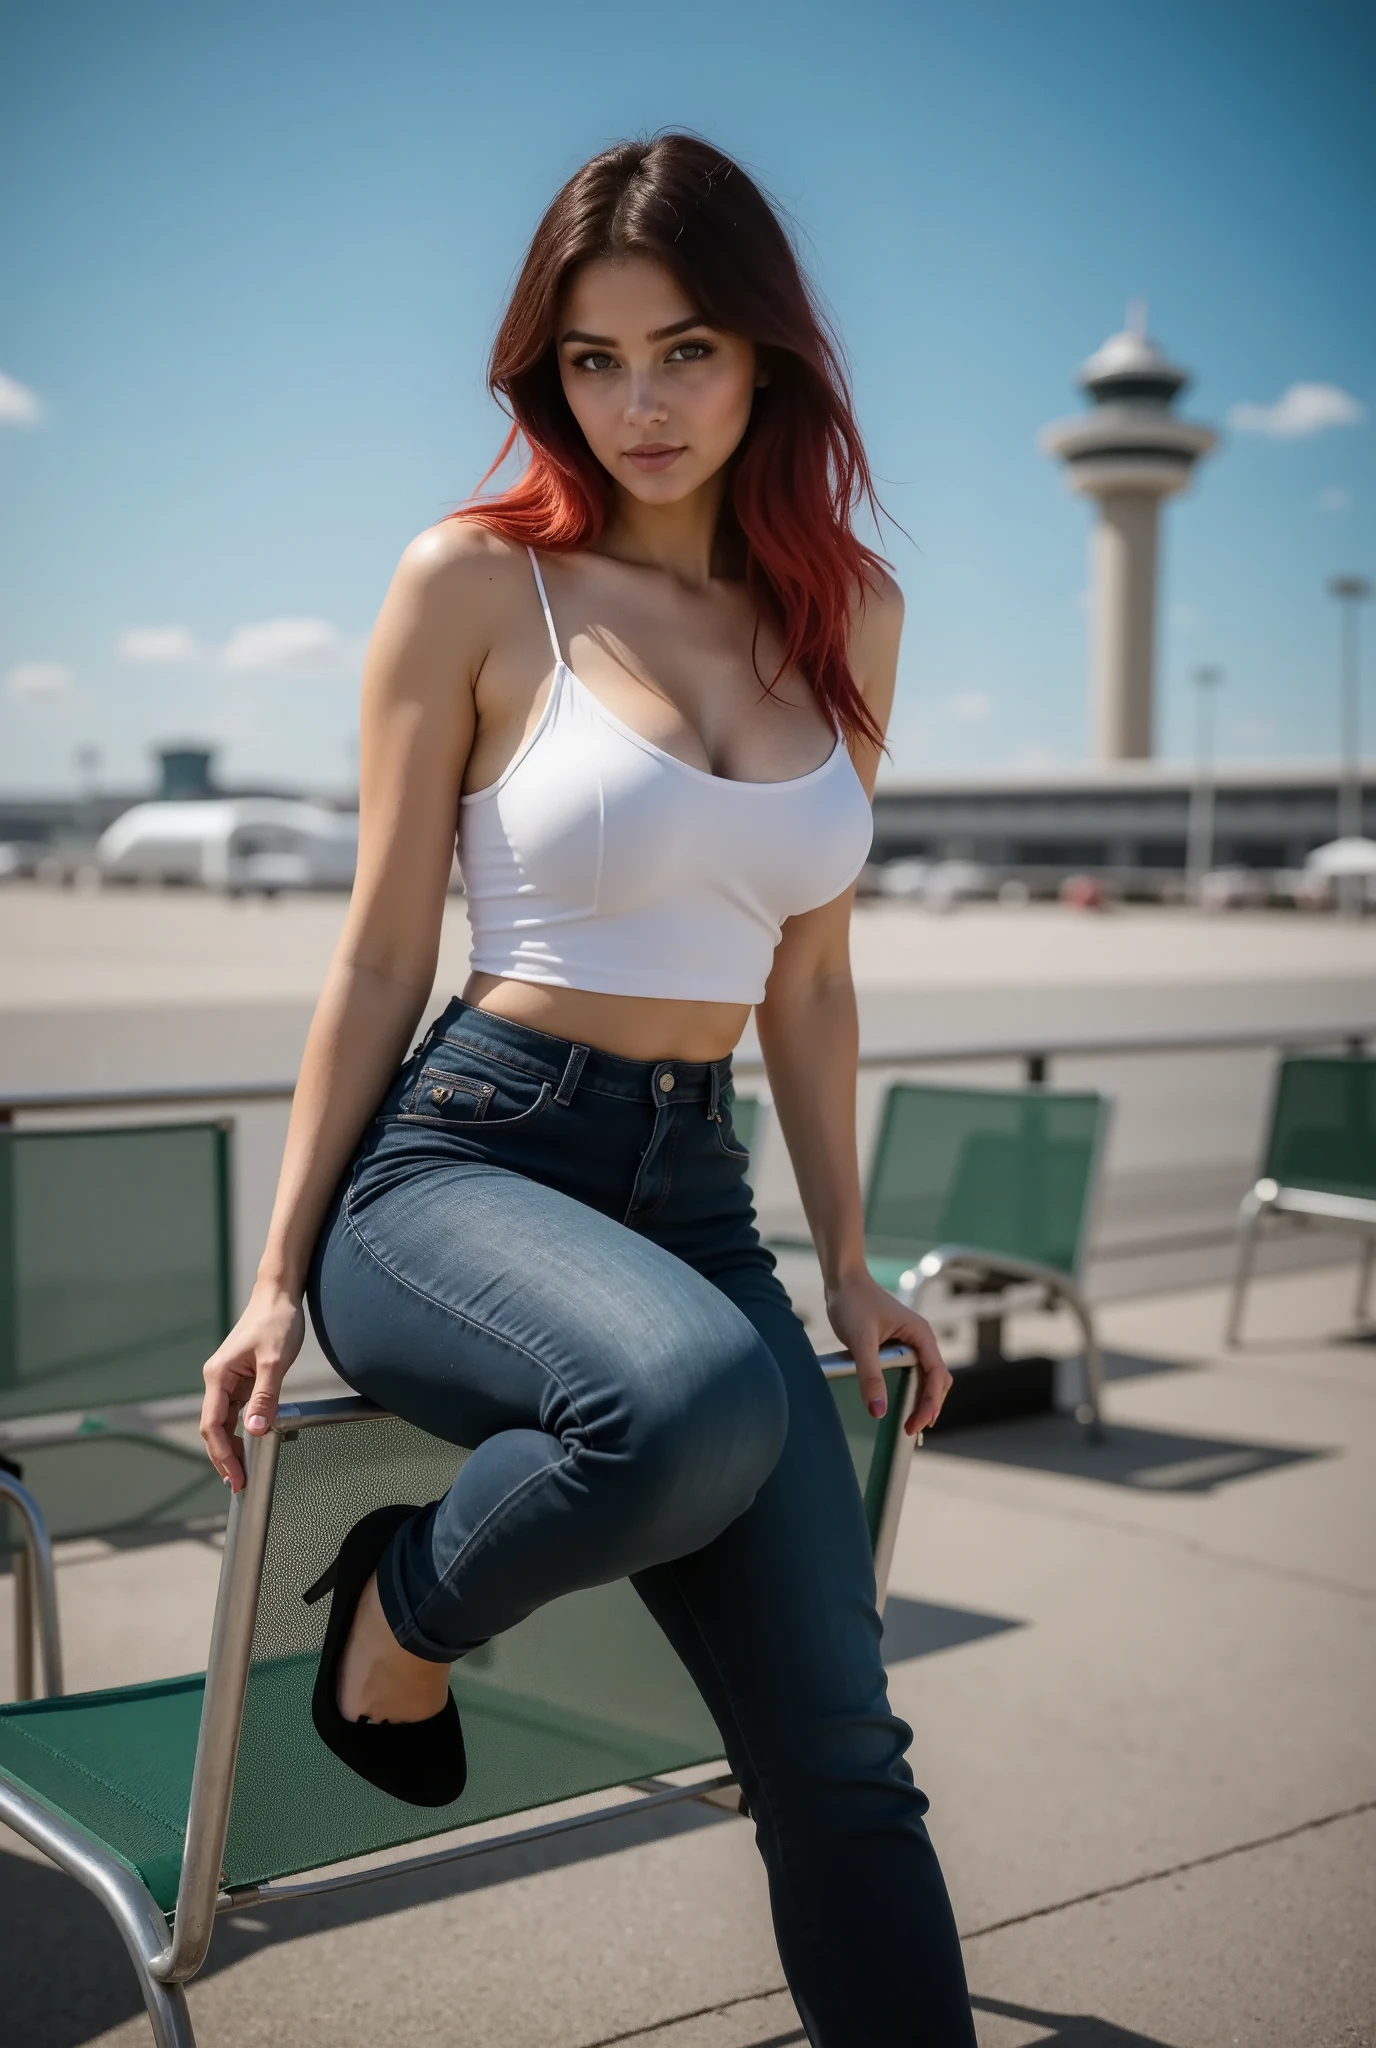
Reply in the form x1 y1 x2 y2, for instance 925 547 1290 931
308 1000 973 2045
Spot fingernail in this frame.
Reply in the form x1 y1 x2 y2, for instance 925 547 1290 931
869 1398 886 1418
245 1415 266 1434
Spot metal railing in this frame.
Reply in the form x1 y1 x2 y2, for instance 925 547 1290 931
1 1020 1370 1119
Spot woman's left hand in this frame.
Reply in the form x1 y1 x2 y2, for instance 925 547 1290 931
824 1268 952 1438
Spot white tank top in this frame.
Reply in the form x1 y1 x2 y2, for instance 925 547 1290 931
457 550 874 1004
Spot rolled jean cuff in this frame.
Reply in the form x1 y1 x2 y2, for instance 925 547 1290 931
375 1515 469 1664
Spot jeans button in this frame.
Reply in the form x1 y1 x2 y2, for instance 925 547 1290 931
658 1072 675 1093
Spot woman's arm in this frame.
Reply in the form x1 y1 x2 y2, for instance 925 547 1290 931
755 574 951 1437
200 523 505 1488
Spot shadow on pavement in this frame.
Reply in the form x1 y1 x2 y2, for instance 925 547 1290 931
881 1594 1023 1663
928 1412 1327 1493
971 1991 1182 2045
1100 1348 1194 1383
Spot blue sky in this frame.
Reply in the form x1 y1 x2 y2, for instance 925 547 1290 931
2 0 1372 793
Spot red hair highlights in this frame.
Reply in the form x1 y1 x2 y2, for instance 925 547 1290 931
457 135 888 750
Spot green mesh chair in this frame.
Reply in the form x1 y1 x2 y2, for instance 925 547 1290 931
0 1343 919 2048
0 1123 234 1697
771 1081 1111 1435
1225 1055 1376 1345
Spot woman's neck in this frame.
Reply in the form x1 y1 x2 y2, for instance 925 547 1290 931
594 473 729 589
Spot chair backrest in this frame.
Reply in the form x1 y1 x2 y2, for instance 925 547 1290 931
864 1082 1109 1278
216 1367 907 1900
0 1121 232 1424
1261 1055 1376 1203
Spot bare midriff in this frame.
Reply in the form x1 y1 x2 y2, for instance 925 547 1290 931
461 970 752 1064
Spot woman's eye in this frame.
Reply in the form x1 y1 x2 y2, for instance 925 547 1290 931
666 341 713 364
571 351 616 373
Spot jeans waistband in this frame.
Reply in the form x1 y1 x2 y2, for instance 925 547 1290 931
422 999 735 1113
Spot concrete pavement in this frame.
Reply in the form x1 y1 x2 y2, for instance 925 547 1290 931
2 1257 1372 2047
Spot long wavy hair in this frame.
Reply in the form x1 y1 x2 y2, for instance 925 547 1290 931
457 134 888 749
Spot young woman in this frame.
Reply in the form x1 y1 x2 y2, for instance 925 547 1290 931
200 134 974 2044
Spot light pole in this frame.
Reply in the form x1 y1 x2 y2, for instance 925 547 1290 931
1186 665 1223 899
1328 574 1372 917
73 744 102 848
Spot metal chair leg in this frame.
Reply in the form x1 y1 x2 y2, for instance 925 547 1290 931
136 1964 198 2048
1355 1235 1376 1326
0 1471 63 1698
906 1252 1107 1443
1058 1281 1107 1444
14 1545 35 1701
1225 1184 1271 1349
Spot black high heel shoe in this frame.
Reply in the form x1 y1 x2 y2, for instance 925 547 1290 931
303 1503 467 1808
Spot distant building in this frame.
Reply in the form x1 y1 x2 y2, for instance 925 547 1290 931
871 762 1374 887
155 746 219 800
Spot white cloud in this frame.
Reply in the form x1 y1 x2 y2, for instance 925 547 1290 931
1228 383 1365 439
0 370 42 426
947 690 993 721
1317 485 1352 514
221 618 355 674
6 661 74 701
116 625 205 665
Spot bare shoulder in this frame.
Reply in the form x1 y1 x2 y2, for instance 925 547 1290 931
365 518 537 696
852 566 904 641
392 516 531 619
848 566 905 693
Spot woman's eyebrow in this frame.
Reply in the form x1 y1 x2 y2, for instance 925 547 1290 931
558 314 709 346
647 314 709 340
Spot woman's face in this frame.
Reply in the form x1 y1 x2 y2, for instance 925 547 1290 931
556 256 763 507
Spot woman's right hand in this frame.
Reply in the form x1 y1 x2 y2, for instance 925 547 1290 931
200 1281 306 1492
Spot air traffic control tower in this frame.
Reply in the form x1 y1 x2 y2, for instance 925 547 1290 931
1041 309 1216 759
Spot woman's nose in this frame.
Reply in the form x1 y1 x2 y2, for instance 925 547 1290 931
623 373 669 428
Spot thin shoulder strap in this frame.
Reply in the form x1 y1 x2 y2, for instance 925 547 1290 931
526 548 563 667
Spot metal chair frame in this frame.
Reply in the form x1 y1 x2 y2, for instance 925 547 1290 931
898 1247 1107 1439
0 1464 63 1699
781 1081 1114 1438
0 1117 235 1696
1 1408 222 1698
0 1343 918 2048
1225 1177 1376 1346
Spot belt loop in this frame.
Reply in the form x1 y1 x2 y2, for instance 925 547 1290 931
707 1063 722 1122
554 1042 589 1107
414 1014 444 1061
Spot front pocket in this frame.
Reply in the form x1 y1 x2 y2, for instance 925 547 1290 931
399 1053 553 1129
713 1113 750 1163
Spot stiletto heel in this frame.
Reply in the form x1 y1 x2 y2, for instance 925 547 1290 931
302 1560 338 1605
306 1503 467 1807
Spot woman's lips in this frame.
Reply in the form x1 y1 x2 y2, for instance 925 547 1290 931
624 444 685 472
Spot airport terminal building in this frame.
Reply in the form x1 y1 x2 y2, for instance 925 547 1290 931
870 761 1374 888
